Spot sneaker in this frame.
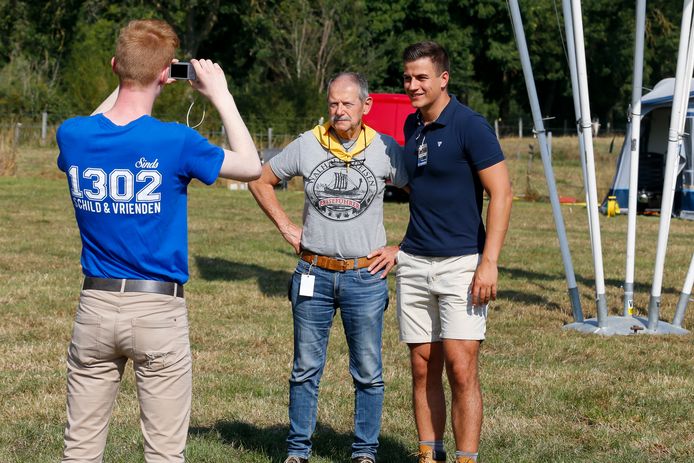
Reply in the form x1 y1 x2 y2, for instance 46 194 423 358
418 444 446 463
352 457 375 463
283 457 308 463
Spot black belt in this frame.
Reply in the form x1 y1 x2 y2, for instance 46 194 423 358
82 277 184 298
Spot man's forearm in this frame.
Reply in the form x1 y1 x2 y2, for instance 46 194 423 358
477 161 513 265
214 92 261 181
481 190 512 264
248 179 293 232
91 87 119 115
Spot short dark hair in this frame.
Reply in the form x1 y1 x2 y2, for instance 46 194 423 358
327 72 370 101
402 41 450 75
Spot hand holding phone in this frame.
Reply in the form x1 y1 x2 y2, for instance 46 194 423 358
169 62 196 80
188 59 231 105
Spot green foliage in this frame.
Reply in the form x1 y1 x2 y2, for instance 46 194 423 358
645 5 682 86
0 0 83 61
0 55 61 115
60 18 119 115
152 0 238 57
236 72 324 134
0 0 85 116
0 0 688 129
232 0 378 132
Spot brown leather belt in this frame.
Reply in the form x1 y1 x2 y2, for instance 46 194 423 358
300 252 376 272
83 277 184 298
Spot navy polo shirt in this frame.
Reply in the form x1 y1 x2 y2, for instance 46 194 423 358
400 95 504 257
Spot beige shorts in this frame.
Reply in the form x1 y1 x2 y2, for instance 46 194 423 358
396 251 487 342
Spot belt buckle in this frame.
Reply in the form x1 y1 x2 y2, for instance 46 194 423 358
334 258 352 272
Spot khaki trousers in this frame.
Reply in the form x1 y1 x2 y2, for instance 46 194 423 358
62 289 192 463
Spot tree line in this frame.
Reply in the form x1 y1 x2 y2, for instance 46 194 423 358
0 0 686 135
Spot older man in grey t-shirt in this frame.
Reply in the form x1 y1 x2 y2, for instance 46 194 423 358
249 72 407 463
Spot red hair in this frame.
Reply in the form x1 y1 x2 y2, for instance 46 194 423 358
113 19 179 87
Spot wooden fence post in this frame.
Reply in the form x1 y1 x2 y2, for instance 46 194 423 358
41 112 48 145
14 122 21 147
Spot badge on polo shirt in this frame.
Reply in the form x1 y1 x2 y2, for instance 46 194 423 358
417 139 428 167
299 274 315 297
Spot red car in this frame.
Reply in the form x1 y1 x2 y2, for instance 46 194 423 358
363 93 414 202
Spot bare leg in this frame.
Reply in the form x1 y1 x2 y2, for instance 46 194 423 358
409 342 446 440
443 339 482 453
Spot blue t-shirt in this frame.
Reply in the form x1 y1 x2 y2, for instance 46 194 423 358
400 96 504 257
57 114 224 284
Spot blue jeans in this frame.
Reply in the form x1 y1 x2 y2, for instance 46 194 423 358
287 258 388 461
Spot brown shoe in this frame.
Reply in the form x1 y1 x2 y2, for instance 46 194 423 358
455 458 476 463
417 444 446 463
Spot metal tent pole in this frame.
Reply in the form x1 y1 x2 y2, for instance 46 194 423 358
647 0 694 330
562 0 592 255
672 252 694 327
624 0 648 317
569 0 609 327
508 0 583 322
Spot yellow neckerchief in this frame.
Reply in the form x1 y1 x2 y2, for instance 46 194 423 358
311 122 377 163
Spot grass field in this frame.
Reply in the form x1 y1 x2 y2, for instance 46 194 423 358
1 137 692 462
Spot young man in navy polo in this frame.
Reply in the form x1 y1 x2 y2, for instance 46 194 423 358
57 19 261 462
395 41 513 463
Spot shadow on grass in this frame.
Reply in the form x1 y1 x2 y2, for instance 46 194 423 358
195 256 293 298
500 265 679 296
498 289 563 311
189 420 412 462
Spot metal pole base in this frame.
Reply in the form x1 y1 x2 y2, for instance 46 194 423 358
596 293 608 328
569 286 583 322
672 292 691 327
646 295 660 330
563 316 690 335
623 282 635 317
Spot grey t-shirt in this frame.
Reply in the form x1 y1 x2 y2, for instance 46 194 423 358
270 130 408 258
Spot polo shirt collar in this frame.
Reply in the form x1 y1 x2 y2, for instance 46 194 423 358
416 94 459 127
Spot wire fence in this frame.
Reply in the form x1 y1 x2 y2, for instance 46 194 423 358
0 120 297 152
494 118 626 138
1 113 627 150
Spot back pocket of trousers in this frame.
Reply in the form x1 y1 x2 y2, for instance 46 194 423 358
132 317 189 371
69 313 101 366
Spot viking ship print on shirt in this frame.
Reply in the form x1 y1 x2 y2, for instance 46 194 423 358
323 172 364 196
306 159 378 221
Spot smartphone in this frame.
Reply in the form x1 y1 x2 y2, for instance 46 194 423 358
169 62 196 80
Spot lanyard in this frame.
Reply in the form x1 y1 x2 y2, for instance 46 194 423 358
415 131 428 167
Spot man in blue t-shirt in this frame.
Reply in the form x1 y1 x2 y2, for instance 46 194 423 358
56 19 261 462
395 42 513 463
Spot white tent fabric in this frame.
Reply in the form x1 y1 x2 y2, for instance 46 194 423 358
603 78 694 219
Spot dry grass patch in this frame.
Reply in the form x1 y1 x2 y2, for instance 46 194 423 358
0 127 18 176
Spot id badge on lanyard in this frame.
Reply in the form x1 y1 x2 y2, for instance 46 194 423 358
417 136 428 167
299 263 315 297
